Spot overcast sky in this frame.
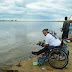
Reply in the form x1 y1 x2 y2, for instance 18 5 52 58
0 0 72 20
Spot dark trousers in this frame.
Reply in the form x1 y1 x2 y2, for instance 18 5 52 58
62 31 69 39
37 46 55 55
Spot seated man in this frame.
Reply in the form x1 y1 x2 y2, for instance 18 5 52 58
32 29 61 55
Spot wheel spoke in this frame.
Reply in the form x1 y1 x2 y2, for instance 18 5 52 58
48 50 68 69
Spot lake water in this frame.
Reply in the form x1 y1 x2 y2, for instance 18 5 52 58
0 21 63 64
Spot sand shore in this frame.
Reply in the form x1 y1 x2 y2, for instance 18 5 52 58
1 36 72 72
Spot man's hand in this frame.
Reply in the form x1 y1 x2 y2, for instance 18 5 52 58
60 28 63 32
61 30 63 32
41 42 44 47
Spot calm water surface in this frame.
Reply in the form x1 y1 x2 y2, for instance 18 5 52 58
0 21 63 64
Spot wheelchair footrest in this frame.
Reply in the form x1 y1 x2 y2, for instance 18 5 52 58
38 57 46 63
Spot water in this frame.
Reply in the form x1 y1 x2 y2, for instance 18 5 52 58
0 21 63 64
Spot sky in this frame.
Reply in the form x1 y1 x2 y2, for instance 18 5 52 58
0 0 72 20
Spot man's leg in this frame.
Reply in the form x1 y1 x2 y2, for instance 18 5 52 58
62 32 65 39
37 46 48 55
66 31 69 39
62 31 67 39
32 46 48 55
37 46 55 55
32 46 55 55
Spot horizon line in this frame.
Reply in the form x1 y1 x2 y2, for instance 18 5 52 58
0 19 65 22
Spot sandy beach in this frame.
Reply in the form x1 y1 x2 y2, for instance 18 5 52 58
1 36 72 72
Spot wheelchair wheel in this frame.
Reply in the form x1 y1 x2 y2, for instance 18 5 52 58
67 50 69 56
48 49 68 69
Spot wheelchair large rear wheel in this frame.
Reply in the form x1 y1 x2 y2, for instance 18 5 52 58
48 49 68 69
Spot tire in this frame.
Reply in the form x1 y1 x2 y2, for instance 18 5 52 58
68 50 69 56
48 49 68 69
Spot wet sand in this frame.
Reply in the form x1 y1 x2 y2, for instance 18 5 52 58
1 36 72 72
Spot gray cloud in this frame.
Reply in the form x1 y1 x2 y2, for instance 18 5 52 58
0 0 72 20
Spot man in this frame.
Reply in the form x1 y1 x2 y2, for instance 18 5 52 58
62 17 70 39
32 29 61 55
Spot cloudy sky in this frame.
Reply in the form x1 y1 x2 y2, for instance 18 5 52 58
0 0 72 20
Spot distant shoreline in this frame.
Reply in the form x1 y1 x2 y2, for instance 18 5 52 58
0 20 64 22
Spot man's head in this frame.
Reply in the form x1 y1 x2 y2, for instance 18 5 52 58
65 17 67 20
42 29 48 36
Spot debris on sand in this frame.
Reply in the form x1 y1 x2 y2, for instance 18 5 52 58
16 63 21 67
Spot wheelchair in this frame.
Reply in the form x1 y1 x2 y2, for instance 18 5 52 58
37 39 69 69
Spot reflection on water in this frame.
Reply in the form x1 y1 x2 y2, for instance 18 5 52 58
0 21 63 63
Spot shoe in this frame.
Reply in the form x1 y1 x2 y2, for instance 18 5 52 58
32 52 37 55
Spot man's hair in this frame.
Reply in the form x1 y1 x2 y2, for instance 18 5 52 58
65 16 67 20
42 29 48 32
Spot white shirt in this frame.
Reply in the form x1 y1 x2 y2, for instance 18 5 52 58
45 33 61 46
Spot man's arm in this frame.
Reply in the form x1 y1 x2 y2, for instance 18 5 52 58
45 36 49 47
